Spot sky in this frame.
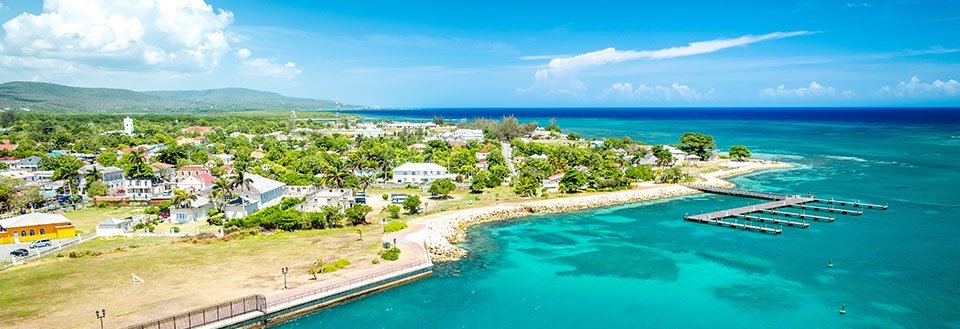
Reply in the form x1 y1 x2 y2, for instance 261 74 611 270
0 0 958 107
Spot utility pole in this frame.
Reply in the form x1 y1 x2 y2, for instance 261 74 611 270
95 309 106 329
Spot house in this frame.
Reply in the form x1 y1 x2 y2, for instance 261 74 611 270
234 173 286 209
541 173 565 192
355 125 385 138
176 165 210 182
589 140 605 148
528 127 552 139
664 146 701 163
224 197 259 219
183 126 214 134
79 165 125 191
177 173 215 192
476 148 490 160
0 170 37 183
302 188 354 212
285 185 316 198
96 217 134 236
176 136 206 146
212 154 234 165
0 140 17 151
0 213 76 244
170 197 212 224
149 162 176 181
636 153 658 166
392 162 454 185
13 156 41 172
452 129 484 141
123 178 165 201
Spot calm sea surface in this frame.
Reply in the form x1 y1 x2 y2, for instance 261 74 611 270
276 108 960 328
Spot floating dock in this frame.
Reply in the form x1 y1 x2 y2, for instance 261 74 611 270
683 184 886 235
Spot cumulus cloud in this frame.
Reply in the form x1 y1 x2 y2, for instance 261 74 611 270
601 82 715 101
0 0 233 71
761 81 854 98
236 48 251 60
241 58 302 80
878 76 959 98
518 31 814 95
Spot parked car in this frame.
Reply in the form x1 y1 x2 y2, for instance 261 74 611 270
355 197 367 204
10 248 28 257
29 239 52 249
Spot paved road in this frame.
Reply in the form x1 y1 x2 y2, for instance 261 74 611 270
0 237 75 262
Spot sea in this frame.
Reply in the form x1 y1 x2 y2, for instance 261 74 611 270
275 108 960 328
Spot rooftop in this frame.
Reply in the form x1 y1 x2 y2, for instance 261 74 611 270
0 213 73 230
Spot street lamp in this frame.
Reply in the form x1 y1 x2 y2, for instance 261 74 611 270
95 309 106 329
281 267 289 290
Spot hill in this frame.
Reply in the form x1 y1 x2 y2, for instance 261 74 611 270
0 81 344 113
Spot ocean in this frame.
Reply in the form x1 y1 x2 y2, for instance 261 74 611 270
275 108 960 328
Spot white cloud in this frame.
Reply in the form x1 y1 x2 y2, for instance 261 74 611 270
518 31 814 95
601 82 716 101
241 58 302 80
878 76 959 98
761 81 854 98
236 48 251 60
0 0 233 71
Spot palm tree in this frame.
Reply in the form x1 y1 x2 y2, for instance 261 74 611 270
84 166 103 191
231 171 254 193
171 189 198 209
355 227 363 241
211 176 232 211
321 159 351 188
356 175 373 194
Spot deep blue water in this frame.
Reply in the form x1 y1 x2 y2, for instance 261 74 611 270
277 108 960 328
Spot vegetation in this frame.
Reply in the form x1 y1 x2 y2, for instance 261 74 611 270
729 145 752 161
678 132 716 160
402 194 422 214
379 246 401 261
384 221 408 233
429 178 456 198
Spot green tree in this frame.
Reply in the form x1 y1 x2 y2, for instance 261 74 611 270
652 145 674 167
382 204 401 219
513 172 540 197
429 178 456 198
320 159 352 188
402 194 422 214
171 189 198 209
625 165 655 181
96 152 118 167
729 145 751 161
470 170 491 193
678 132 715 160
344 204 373 225
83 165 103 191
559 170 586 193
85 181 108 198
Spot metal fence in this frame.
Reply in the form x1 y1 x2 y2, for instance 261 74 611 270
1 233 98 271
125 295 267 329
269 260 432 307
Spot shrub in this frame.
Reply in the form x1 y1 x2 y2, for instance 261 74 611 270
384 221 408 233
379 247 401 261
402 194 422 214
381 193 389 201
171 226 181 233
68 250 102 259
332 258 350 268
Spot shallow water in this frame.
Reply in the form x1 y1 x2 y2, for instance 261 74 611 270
275 108 960 328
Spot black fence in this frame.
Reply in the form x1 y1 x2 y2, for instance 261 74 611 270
125 295 267 329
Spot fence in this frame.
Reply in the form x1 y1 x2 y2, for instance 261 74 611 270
268 260 432 307
124 295 267 329
1 233 98 271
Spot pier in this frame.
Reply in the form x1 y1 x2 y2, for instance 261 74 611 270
683 184 886 235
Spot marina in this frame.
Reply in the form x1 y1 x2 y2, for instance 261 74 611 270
683 184 886 235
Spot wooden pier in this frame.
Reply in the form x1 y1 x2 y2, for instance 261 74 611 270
682 184 886 235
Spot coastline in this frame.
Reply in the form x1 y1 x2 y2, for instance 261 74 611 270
400 160 793 262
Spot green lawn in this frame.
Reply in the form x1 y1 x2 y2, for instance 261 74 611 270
62 207 146 235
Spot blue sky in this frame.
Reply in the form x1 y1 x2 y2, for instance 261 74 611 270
0 0 958 107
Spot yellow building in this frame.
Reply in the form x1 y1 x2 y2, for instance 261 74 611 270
0 213 77 244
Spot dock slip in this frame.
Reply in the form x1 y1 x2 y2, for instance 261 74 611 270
683 184 886 235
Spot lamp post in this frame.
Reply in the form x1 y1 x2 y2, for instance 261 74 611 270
281 267 289 290
95 309 106 329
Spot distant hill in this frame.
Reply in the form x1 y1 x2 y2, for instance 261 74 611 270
0 81 347 113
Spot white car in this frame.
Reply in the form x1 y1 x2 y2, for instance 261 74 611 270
29 239 52 249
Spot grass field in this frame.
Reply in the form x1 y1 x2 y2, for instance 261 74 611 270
61 207 146 235
0 226 383 329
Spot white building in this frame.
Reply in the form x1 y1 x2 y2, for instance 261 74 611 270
123 178 166 202
664 145 702 163
96 217 134 236
302 188 354 212
355 126 386 138
452 129 484 141
170 197 212 224
123 117 134 136
392 162 454 185
224 173 287 219
176 173 215 193
541 173 564 192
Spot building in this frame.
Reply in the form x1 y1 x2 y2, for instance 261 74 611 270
664 145 702 163
176 165 210 182
224 197 259 219
355 124 386 138
96 217 134 236
212 154 234 165
0 170 37 183
149 162 176 181
392 162 454 185
177 173 215 192
0 139 17 151
79 165 125 191
183 126 214 134
123 178 165 202
13 156 41 172
541 173 564 192
302 188 354 212
452 129 484 141
170 197 212 224
123 117 134 135
225 173 287 218
285 185 317 198
0 213 77 244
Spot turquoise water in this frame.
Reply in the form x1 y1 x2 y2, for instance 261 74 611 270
277 109 960 328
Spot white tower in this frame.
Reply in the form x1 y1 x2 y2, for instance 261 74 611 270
123 117 134 136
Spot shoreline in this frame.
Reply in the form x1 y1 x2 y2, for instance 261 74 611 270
401 160 793 262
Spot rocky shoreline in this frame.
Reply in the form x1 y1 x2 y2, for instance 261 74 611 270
415 161 793 262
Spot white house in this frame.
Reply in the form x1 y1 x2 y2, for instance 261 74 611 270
96 217 134 236
285 185 317 198
123 178 165 202
177 173 215 193
355 125 386 138
302 188 354 212
392 162 454 185
170 197 212 224
224 173 287 219
541 173 564 192
664 145 702 163
452 129 484 141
